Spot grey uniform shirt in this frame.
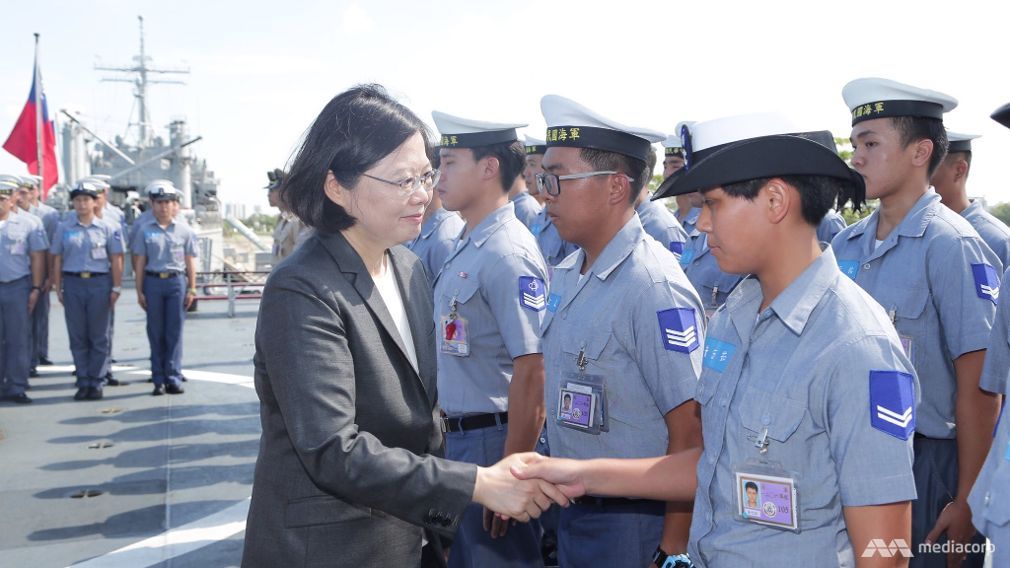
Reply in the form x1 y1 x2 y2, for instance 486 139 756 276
636 199 688 257
962 200 1010 270
130 216 199 272
831 190 1000 439
128 208 189 245
531 208 578 269
980 264 1010 395
432 202 547 416
542 215 703 460
407 207 465 285
690 248 919 567
0 214 48 282
509 191 542 229
817 209 847 245
50 216 124 273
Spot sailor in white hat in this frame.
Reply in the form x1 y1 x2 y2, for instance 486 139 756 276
16 175 58 370
536 94 703 567
662 130 700 232
506 137 542 229
430 110 548 568
930 131 1010 269
831 78 999 567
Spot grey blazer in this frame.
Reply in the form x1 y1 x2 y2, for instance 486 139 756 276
242 231 477 568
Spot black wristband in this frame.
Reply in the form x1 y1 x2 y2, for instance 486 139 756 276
30 286 42 292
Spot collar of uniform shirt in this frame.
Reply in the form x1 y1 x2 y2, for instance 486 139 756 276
847 190 939 242
727 246 838 337
464 201 513 248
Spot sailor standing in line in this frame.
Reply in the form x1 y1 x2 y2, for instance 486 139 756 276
0 180 47 404
537 94 703 567
50 180 124 401
131 181 198 396
663 133 701 234
20 175 58 369
508 164 542 230
831 78 1000 567
931 131 1010 269
966 100 1010 568
523 135 549 206
431 110 549 567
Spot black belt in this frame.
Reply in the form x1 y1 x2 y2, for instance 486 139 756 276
146 270 182 278
63 271 108 279
573 497 664 510
441 412 508 433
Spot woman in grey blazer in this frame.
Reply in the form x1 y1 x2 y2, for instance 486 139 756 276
242 85 567 568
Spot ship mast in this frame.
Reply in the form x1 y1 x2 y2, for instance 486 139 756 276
95 15 189 148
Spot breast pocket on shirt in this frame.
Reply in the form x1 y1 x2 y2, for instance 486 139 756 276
738 389 806 449
7 234 27 256
884 286 930 361
91 237 109 260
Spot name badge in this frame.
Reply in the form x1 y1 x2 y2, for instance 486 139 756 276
91 246 108 260
557 385 596 430
439 315 469 357
735 469 799 532
9 241 26 256
172 246 185 265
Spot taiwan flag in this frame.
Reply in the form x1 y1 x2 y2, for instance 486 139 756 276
3 40 58 199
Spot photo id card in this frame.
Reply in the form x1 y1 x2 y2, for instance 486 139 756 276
734 470 798 531
439 315 469 357
557 388 595 429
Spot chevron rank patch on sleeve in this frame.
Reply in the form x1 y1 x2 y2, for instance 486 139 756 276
657 307 700 353
972 263 1000 305
869 370 916 440
518 276 546 311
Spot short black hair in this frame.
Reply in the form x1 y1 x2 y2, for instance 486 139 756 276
947 150 973 172
891 116 948 177
720 175 852 226
282 84 433 233
745 482 758 492
470 140 526 192
579 148 647 204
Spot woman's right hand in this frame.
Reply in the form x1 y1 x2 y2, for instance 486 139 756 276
509 452 589 500
472 453 571 522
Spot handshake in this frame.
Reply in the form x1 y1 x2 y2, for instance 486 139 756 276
471 452 587 528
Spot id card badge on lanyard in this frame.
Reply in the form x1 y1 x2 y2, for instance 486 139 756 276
733 429 800 532
556 344 608 435
91 245 108 260
439 295 469 357
888 307 913 360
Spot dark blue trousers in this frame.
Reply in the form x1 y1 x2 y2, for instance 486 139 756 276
30 290 49 366
63 273 112 388
0 277 31 396
144 274 186 387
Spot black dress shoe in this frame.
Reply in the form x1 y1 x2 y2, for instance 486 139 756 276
3 393 32 404
106 376 121 386
29 368 39 378
86 387 103 400
166 384 185 395
38 356 53 366
71 369 77 376
181 375 188 382
74 388 89 400
152 385 165 396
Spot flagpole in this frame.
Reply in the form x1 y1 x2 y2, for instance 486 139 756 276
33 33 43 187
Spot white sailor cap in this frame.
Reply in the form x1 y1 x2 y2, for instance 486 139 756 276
0 174 24 187
524 135 547 155
651 113 864 208
431 111 525 149
0 180 18 197
79 176 111 192
17 175 41 188
842 78 957 126
144 179 179 199
946 131 981 153
992 103 1010 129
539 95 664 163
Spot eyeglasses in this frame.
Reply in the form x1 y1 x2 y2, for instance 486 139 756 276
534 170 634 196
361 169 440 197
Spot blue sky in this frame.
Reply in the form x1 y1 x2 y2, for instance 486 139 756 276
3 0 1010 210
